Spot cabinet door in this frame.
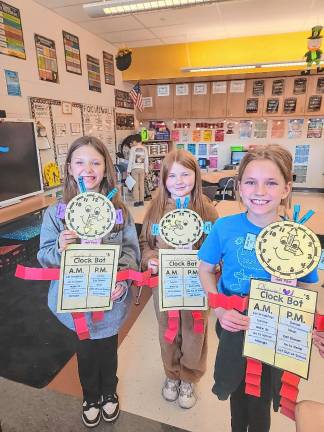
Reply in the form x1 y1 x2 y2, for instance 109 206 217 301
173 83 192 118
190 82 210 118
155 84 174 119
282 77 308 116
137 85 156 120
263 78 285 116
209 81 227 117
226 80 246 117
244 79 264 117
305 75 324 115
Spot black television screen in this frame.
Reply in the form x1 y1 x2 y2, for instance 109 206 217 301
0 119 43 207
231 150 247 165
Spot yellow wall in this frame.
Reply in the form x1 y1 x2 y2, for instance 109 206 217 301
123 31 311 80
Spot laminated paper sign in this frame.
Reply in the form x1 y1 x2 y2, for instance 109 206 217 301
243 279 317 379
159 249 207 312
58 244 120 313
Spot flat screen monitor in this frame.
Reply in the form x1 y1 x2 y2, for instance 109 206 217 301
0 119 43 208
231 150 247 166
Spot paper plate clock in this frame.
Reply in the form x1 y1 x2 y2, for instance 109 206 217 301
65 192 116 239
255 220 321 280
159 208 204 247
44 162 61 187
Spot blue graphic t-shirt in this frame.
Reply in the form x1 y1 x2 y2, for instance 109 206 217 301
198 212 318 296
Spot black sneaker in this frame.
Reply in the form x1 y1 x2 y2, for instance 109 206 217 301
134 202 139 207
139 201 144 206
101 393 120 422
82 400 101 428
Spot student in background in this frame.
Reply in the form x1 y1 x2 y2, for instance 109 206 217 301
198 144 318 432
140 149 218 409
37 136 140 428
127 133 149 207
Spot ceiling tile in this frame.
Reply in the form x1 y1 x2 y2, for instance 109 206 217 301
79 15 143 34
100 28 156 43
53 4 92 22
125 39 163 48
33 0 88 7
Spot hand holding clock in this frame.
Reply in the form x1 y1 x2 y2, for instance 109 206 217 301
59 230 78 251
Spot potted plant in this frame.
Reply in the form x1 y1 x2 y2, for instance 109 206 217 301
115 48 132 71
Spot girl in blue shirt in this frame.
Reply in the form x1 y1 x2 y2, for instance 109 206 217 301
198 144 318 432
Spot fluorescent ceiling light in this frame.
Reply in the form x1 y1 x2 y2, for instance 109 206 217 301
84 0 220 18
182 60 324 73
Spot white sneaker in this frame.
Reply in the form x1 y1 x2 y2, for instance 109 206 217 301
101 393 120 422
178 381 197 409
162 377 180 401
82 400 101 428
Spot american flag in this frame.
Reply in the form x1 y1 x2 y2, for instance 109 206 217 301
129 82 144 112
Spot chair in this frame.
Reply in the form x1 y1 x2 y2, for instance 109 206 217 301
214 176 236 201
202 185 220 202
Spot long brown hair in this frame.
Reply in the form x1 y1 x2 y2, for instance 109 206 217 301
144 149 211 248
237 144 293 212
63 136 128 230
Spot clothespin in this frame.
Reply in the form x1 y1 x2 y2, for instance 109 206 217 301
78 176 87 193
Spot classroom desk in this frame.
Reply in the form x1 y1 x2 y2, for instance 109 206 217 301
201 169 237 184
0 193 56 227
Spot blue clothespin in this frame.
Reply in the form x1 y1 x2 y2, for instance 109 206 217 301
298 210 315 225
293 204 300 222
0 146 9 153
78 176 87 193
203 221 212 234
176 198 182 209
151 224 160 235
107 187 118 200
183 196 190 209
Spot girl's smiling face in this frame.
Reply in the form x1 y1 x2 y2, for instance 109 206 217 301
68 145 106 192
166 162 195 200
238 159 291 227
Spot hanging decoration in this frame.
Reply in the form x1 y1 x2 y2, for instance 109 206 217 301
115 47 132 71
301 25 324 75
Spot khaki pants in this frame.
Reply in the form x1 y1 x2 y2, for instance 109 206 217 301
131 168 144 202
153 289 208 383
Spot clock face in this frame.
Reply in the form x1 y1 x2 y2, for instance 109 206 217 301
65 192 116 239
159 209 204 247
255 220 321 280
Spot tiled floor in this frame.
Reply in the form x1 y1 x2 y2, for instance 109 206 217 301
1 192 324 431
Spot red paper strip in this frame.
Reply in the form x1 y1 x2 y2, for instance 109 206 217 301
116 268 151 284
280 383 298 402
280 396 296 412
164 310 179 344
315 314 324 331
208 292 248 312
282 371 300 387
71 312 90 340
192 311 204 333
280 406 295 421
245 383 261 397
92 311 104 322
246 358 262 375
245 373 261 386
15 265 60 280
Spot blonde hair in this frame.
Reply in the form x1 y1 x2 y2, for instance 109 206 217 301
237 144 293 211
63 136 128 230
143 149 211 248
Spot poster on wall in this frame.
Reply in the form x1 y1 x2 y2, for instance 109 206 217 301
0 1 26 59
5 69 21 96
114 89 134 109
239 120 252 139
193 83 207 95
203 130 212 142
252 80 264 96
171 130 180 142
266 98 279 113
87 55 101 92
115 113 134 130
272 79 284 96
308 95 322 112
198 143 207 156
62 31 82 75
271 120 285 139
82 104 115 162
307 118 324 138
294 144 310 183
254 119 267 139
226 122 236 135
176 84 189 96
246 98 258 113
34 34 59 83
187 143 196 155
316 78 324 94
230 80 245 93
293 78 307 95
288 119 304 139
215 128 224 142
283 98 297 114
157 85 170 97
192 130 201 142
103 51 115 85
212 81 227 94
